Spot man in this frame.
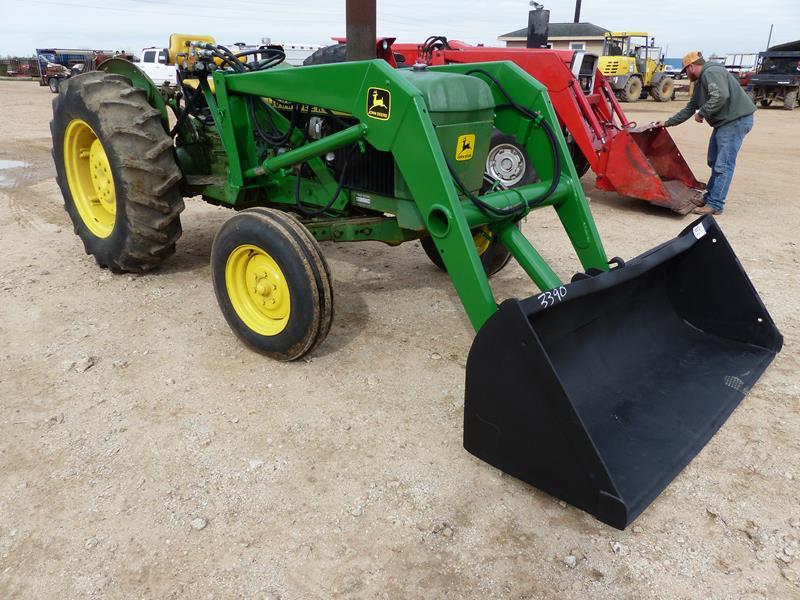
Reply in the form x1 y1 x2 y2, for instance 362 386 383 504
656 51 755 215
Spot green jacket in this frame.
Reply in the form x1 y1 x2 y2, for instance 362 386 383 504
665 62 755 128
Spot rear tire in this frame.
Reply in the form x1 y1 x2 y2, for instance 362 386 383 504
651 77 674 102
211 208 334 361
51 71 184 272
784 89 798 111
620 77 642 103
303 43 348 66
48 77 60 93
760 98 772 108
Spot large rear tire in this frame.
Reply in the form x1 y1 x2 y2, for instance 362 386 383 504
651 77 674 102
620 77 643 103
51 71 184 272
211 208 334 361
784 89 798 111
303 43 347 66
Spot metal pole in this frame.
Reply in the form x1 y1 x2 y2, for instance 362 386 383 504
346 0 376 61
765 24 774 51
574 0 582 23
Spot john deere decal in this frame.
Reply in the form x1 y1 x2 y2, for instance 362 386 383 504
456 134 476 161
366 87 390 120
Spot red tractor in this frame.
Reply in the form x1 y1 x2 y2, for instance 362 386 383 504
308 38 705 214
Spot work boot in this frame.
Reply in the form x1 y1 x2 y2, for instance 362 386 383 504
692 204 721 216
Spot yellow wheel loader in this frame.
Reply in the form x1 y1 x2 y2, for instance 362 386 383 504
599 32 674 102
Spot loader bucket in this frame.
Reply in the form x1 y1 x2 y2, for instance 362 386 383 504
597 126 705 214
464 216 782 529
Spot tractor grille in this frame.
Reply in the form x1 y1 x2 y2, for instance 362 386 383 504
335 147 395 197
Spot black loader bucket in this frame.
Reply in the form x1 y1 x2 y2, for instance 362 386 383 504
464 216 782 529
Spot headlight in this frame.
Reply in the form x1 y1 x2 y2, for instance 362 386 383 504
628 64 635 74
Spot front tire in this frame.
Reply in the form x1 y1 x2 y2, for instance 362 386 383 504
51 71 184 272
48 77 60 93
211 209 334 361
620 77 642 103
421 131 534 277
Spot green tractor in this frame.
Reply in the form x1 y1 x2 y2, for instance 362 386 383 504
50 34 781 529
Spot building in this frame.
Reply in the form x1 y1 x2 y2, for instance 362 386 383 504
498 22 610 54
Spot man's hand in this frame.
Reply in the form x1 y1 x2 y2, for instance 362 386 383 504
694 112 704 123
654 120 667 128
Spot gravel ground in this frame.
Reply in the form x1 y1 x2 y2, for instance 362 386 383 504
0 80 798 598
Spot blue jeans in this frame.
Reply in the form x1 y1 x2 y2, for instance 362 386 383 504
704 113 753 212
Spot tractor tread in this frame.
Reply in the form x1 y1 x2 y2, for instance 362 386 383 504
51 71 184 273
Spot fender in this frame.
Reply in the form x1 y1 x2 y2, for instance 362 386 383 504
97 57 171 132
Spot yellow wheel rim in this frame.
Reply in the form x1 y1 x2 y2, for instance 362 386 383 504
225 244 291 336
63 119 116 238
473 226 493 256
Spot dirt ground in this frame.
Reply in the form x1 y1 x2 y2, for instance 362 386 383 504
0 79 798 599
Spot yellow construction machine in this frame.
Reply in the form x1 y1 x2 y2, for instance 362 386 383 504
599 32 674 102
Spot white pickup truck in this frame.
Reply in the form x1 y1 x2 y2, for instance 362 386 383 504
136 42 322 85
138 48 177 86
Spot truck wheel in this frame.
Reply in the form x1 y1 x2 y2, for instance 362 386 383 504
651 77 674 102
48 77 60 93
620 77 642 102
51 71 184 272
211 208 334 361
784 89 798 111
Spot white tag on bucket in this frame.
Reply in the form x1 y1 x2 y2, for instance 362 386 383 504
693 223 706 239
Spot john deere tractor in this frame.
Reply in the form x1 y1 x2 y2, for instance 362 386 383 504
50 34 781 529
599 32 674 102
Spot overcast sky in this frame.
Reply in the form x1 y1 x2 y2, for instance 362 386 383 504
1 0 798 58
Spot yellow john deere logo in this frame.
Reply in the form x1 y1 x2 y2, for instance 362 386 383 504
455 134 476 161
366 87 390 120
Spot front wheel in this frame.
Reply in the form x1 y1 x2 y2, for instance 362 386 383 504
620 77 642 103
421 222 521 278
211 208 334 361
48 77 60 93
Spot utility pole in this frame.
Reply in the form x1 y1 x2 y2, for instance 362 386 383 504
346 0 376 61
574 0 582 23
765 24 774 51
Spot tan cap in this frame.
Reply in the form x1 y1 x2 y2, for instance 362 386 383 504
682 50 703 69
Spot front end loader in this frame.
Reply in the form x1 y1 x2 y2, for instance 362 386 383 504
50 35 782 529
